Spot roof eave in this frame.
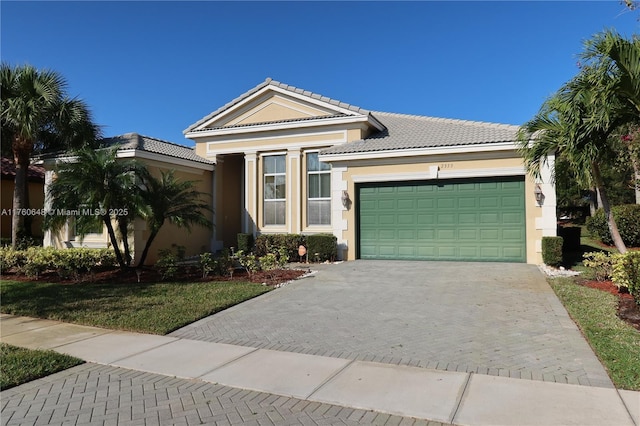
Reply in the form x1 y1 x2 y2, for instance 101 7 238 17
185 114 374 140
319 141 518 162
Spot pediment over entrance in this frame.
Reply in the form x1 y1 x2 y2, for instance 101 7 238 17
184 78 384 136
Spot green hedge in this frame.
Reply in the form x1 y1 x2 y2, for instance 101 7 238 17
237 233 254 253
252 233 338 263
306 234 337 262
0 246 116 279
542 236 564 267
586 205 640 247
254 234 305 260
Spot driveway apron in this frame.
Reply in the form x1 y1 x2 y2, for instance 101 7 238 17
170 260 612 388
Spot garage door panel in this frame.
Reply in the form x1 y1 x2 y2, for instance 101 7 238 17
358 177 525 262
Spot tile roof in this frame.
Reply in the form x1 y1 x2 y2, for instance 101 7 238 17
320 111 521 155
1 157 45 181
100 133 214 165
184 78 371 133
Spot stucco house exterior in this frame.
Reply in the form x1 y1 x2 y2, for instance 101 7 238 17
184 78 556 264
40 78 554 264
42 133 214 265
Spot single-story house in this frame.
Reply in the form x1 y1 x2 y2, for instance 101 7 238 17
1 157 46 242
42 133 214 265
184 78 556 264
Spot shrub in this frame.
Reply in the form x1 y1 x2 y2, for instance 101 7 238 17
215 248 234 276
583 251 616 281
155 245 185 281
306 234 337 262
254 234 304 260
199 252 217 278
259 253 279 271
586 205 640 247
0 247 24 274
235 250 259 278
612 252 640 302
21 247 56 279
237 233 254 253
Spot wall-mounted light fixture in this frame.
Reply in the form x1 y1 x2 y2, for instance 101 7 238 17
534 184 545 206
341 190 352 210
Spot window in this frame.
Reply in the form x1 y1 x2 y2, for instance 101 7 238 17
307 152 331 226
263 155 286 226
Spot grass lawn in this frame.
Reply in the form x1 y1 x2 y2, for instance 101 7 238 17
0 279 271 335
550 277 640 391
0 343 83 390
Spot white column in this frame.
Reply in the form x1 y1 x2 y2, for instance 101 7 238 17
244 152 258 235
534 153 558 253
287 148 301 234
331 165 349 260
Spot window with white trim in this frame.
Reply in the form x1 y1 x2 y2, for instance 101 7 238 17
263 155 286 226
307 152 331 226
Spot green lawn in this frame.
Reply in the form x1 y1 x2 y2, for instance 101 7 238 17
0 279 271 335
0 343 83 390
550 277 640 391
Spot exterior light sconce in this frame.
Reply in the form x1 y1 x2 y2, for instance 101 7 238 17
341 190 352 210
534 184 545 206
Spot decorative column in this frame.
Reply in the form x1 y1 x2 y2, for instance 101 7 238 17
287 148 301 234
244 152 258 235
331 165 349 260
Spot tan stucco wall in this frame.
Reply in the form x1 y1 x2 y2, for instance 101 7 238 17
133 161 213 265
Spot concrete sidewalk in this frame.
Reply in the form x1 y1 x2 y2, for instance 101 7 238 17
1 314 638 426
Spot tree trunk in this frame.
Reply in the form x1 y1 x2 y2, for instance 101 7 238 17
103 215 126 269
117 217 132 267
11 139 31 248
630 153 640 204
592 162 627 254
137 227 161 268
589 187 597 216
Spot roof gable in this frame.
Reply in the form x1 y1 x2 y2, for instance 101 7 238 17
184 78 382 135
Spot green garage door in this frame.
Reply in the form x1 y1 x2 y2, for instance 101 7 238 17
358 177 526 262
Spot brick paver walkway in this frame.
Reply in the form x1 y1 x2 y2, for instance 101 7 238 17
170 261 612 388
0 364 449 426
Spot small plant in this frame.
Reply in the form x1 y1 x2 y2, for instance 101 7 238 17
155 245 185 281
541 236 563 267
259 253 278 272
583 251 616 281
277 247 289 268
199 252 217 279
612 251 640 302
236 250 259 278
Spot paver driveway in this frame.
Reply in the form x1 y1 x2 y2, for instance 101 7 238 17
171 260 612 388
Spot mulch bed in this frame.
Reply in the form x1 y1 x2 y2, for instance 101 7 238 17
2 266 308 287
579 279 640 332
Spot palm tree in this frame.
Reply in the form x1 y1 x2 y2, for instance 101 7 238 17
137 170 211 267
1 64 99 247
45 146 144 268
518 63 629 253
583 30 640 116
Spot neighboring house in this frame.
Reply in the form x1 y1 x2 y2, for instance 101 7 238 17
42 133 214 265
185 78 555 264
1 157 46 242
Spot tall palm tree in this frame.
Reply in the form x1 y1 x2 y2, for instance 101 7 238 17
1 64 99 247
583 30 640 116
518 63 629 253
137 170 211 267
45 147 144 268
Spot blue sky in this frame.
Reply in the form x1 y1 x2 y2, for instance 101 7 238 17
2 1 639 146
